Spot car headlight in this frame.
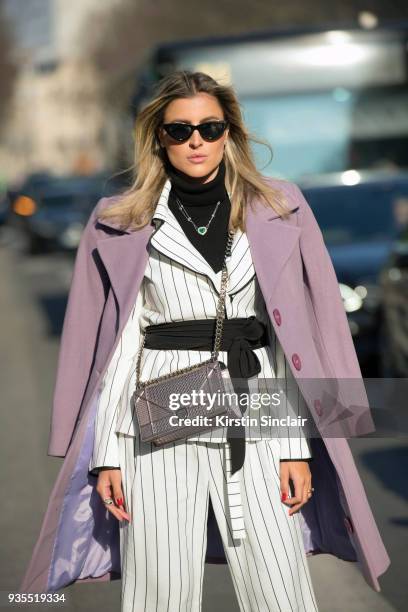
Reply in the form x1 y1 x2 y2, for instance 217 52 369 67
339 283 363 313
339 282 380 313
60 223 84 248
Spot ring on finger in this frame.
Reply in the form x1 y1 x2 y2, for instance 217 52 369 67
103 498 114 505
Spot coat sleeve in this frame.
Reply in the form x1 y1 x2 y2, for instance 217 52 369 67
47 199 108 457
292 182 374 436
88 287 144 475
294 182 363 379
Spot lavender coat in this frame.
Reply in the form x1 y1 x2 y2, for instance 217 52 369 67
19 178 390 594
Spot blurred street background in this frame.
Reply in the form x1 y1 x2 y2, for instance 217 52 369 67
0 1 407 610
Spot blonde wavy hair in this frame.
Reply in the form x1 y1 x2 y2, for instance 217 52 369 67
99 70 292 231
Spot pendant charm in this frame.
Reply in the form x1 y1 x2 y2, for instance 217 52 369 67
197 226 207 235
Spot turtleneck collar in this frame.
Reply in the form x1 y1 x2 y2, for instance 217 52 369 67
165 157 228 207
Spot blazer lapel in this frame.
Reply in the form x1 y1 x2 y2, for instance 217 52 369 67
227 229 256 296
149 178 219 280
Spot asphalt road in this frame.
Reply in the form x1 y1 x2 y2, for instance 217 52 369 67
0 234 405 612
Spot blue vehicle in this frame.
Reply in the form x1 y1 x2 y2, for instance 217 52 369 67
299 170 408 370
12 172 126 254
378 222 408 377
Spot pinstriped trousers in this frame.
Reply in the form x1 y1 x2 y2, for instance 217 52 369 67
118 433 319 612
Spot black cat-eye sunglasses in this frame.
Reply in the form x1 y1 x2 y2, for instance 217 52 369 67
161 120 228 143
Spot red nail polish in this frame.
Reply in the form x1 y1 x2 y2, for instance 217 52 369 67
281 492 287 502
116 497 124 506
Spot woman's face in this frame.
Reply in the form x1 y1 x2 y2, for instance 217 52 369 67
158 92 229 183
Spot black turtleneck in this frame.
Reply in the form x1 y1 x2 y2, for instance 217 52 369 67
165 157 230 273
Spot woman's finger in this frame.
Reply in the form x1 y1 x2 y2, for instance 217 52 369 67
286 477 303 514
110 473 126 508
111 478 131 521
288 477 313 516
108 470 131 516
103 494 131 522
97 472 131 522
279 463 292 503
284 476 303 505
105 500 127 522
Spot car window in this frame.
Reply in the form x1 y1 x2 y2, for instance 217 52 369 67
302 186 408 245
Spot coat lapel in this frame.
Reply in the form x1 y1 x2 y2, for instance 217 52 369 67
95 178 300 324
245 185 301 303
95 223 153 330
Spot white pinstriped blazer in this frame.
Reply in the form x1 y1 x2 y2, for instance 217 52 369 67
89 178 312 474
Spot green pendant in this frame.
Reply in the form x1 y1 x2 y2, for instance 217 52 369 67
197 226 207 235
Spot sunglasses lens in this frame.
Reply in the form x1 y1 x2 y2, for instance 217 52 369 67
199 122 226 140
165 124 192 141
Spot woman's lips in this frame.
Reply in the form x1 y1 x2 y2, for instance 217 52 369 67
188 156 207 164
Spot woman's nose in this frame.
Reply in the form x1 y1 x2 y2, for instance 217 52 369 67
189 130 203 147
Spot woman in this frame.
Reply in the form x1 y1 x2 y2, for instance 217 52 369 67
20 71 390 610
91 70 317 612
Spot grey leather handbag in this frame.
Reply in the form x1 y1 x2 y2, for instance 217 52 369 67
131 229 241 446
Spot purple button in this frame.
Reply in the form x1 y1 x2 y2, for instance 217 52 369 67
292 353 301 370
272 308 282 326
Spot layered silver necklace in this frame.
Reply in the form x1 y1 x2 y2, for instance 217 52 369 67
175 195 222 236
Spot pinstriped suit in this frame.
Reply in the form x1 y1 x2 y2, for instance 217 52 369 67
89 178 318 611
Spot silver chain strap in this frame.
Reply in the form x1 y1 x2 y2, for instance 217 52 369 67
134 229 235 389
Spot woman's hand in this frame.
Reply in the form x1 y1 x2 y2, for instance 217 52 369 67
96 469 131 523
279 461 313 516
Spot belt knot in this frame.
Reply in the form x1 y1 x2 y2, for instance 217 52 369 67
224 316 266 379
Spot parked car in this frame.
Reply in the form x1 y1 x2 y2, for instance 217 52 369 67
378 223 408 377
4 172 56 238
9 171 126 254
24 185 98 253
299 169 408 370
